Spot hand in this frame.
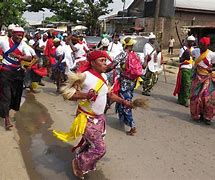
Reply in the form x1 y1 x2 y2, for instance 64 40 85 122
123 100 133 109
86 89 98 101
146 55 151 62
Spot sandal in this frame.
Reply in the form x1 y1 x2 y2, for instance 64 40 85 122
72 159 84 179
126 128 136 136
4 118 13 130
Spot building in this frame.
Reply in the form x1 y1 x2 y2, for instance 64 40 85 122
104 0 215 49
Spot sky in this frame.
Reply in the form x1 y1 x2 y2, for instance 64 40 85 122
23 0 134 25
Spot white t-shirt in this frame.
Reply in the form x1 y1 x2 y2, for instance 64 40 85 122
195 49 215 69
74 43 89 62
79 71 108 115
55 45 64 62
39 39 47 48
108 41 123 59
0 38 26 65
62 44 76 71
23 44 36 56
169 39 175 47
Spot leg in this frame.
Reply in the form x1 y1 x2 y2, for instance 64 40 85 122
142 70 153 96
0 71 14 130
74 116 106 175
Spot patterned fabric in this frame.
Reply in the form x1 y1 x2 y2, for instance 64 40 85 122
76 114 106 174
190 72 215 121
142 69 158 93
178 68 192 106
116 77 136 128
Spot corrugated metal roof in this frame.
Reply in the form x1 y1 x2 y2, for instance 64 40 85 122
175 0 215 11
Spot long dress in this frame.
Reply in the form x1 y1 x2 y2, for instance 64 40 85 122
114 50 142 128
173 46 194 106
190 49 215 121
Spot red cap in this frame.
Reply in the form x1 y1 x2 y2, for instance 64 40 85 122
199 37 210 46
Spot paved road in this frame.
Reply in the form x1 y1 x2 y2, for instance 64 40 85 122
15 67 215 180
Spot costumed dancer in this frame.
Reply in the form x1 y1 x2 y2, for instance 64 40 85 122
52 38 66 92
70 35 89 72
114 37 143 136
0 26 31 130
53 50 133 179
142 32 162 96
173 35 196 107
190 37 215 125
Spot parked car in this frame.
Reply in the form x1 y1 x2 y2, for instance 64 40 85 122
85 36 102 50
121 35 148 60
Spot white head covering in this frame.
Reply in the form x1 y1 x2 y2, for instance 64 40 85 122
149 32 156 39
13 26 24 33
101 38 110 47
34 31 40 35
43 32 48 36
29 39 35 46
187 35 195 41
8 24 16 30
63 33 68 36
0 30 6 36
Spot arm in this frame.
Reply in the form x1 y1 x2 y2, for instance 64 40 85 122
108 92 133 108
70 89 97 101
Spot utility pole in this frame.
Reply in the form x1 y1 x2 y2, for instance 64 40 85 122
42 12 45 28
153 0 161 34
122 0 126 33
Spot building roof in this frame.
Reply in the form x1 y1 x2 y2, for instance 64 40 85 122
175 0 215 11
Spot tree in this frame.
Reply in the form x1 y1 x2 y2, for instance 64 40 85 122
0 0 27 29
26 0 85 24
83 0 113 35
26 0 114 35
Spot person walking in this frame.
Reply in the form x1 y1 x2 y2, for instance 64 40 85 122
168 36 175 55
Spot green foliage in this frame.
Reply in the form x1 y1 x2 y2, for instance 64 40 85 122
26 0 114 34
0 0 27 28
83 0 113 34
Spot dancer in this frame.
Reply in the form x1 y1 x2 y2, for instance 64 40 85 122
53 50 133 179
190 37 215 125
114 37 143 136
142 32 161 96
173 35 195 107
0 26 31 130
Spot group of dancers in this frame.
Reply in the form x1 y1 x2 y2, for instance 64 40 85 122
0 24 214 179
173 35 215 125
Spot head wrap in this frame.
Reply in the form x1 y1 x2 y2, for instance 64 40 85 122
52 31 58 36
199 37 210 46
149 32 156 39
13 26 24 33
101 38 110 47
78 50 112 72
122 37 136 46
34 31 40 36
8 24 16 30
187 35 195 41
88 50 110 62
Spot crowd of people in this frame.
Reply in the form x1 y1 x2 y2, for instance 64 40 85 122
0 23 214 179
173 35 215 125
